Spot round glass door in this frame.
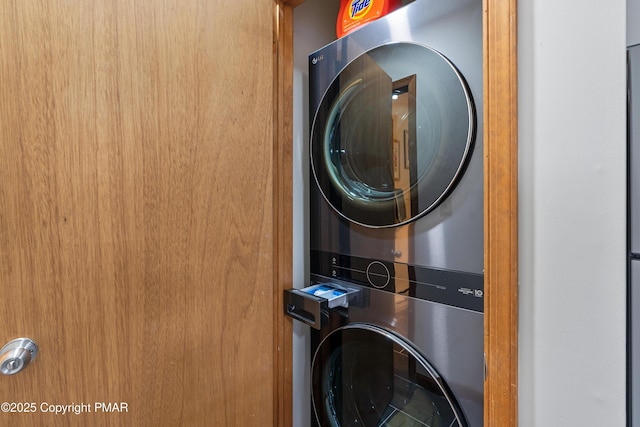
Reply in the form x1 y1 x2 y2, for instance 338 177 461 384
311 324 467 427
310 42 475 228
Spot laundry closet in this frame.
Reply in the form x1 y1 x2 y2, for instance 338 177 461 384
290 1 484 425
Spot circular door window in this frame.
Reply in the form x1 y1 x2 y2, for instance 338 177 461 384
310 43 475 228
311 324 467 426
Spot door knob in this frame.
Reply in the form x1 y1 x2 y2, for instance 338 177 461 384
0 338 38 376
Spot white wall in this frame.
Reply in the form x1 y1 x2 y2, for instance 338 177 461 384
518 0 627 425
292 2 339 426
630 0 640 46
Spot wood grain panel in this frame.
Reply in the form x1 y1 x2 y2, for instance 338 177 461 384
483 0 519 425
273 2 294 426
0 1 277 425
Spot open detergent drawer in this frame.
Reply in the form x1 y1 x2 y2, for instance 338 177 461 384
284 283 361 330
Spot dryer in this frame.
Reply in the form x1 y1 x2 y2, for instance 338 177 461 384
286 0 484 425
309 0 483 279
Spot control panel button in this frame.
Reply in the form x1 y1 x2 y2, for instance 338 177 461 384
366 261 390 289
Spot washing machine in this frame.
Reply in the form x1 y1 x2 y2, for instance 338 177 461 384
285 0 484 425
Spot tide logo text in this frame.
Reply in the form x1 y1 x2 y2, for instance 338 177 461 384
94 402 129 413
350 0 372 19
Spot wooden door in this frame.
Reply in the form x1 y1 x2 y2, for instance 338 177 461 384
0 1 279 425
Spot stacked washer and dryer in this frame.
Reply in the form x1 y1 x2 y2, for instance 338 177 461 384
288 0 484 425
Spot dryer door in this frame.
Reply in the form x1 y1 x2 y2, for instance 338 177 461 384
310 42 475 228
311 324 467 427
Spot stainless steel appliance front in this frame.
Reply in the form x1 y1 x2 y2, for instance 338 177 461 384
629 43 640 426
310 281 483 426
309 0 483 275
305 1 484 426
631 44 640 256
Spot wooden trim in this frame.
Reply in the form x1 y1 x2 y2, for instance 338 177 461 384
483 0 519 425
273 1 294 426
282 0 305 7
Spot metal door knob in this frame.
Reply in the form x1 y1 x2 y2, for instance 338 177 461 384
0 338 38 376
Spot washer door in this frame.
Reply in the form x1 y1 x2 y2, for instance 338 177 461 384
310 42 475 228
311 324 467 427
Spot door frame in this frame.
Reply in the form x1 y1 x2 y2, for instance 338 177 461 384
272 0 519 424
